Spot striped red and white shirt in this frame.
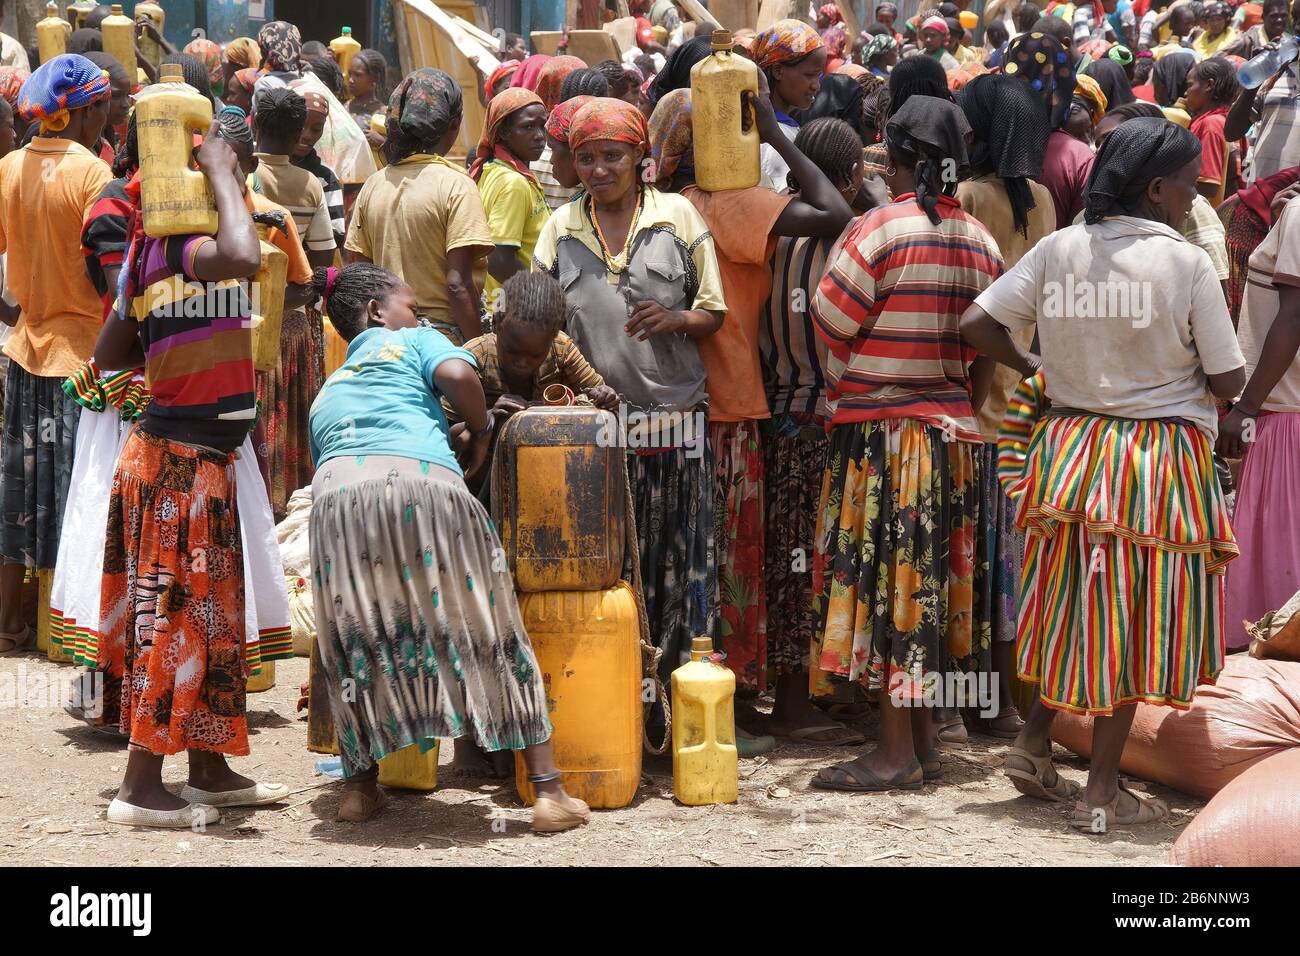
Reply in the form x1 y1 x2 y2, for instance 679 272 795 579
810 193 1004 441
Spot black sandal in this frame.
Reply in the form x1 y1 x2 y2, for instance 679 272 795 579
810 760 924 792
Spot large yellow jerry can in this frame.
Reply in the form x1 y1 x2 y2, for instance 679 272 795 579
378 742 440 790
36 4 70 65
247 660 276 693
100 6 137 84
250 235 288 373
135 64 217 238
672 637 738 806
330 27 362 81
134 2 166 68
493 407 626 592
514 583 642 808
690 30 761 192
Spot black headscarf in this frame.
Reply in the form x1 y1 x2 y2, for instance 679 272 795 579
1083 57 1135 110
887 53 951 117
1153 51 1195 107
803 74 867 142
886 95 971 224
1083 116 1201 224
647 35 712 107
959 74 1048 237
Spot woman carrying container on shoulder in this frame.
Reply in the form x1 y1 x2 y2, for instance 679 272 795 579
960 117 1245 833
531 97 726 696
648 81 858 744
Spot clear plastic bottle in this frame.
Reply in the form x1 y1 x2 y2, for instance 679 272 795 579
1238 35 1300 90
690 29 761 191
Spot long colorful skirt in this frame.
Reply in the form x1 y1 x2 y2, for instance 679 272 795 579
811 418 979 699
711 419 767 692
0 362 80 568
763 413 828 679
310 455 551 777
1224 411 1300 650
99 429 250 756
626 443 719 688
255 308 325 521
1010 413 1238 715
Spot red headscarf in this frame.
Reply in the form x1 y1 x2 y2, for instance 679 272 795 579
545 95 594 142
511 54 552 92
568 96 647 152
469 87 545 183
534 55 587 112
486 60 519 97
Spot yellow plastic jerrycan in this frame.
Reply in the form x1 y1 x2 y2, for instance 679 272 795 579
135 2 166 68
672 636 738 805
378 742 440 790
36 4 70 65
492 406 626 592
689 29 760 192
250 228 288 373
247 659 276 693
101 5 136 76
136 63 217 238
331 26 362 81
513 583 643 808
68 1 94 29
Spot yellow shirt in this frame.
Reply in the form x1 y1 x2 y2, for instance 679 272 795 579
1193 28 1238 59
477 160 549 312
0 138 113 378
344 153 494 328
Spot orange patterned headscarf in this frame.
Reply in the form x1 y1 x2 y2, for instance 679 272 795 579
568 96 648 152
750 19 824 70
534 55 586 112
469 87 544 182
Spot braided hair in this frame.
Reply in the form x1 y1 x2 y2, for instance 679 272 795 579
311 264 406 341
863 83 891 141
162 52 214 103
498 272 566 338
559 68 610 101
790 117 862 193
1190 57 1239 108
111 110 139 177
302 56 345 99
596 59 636 98
353 49 389 98
253 86 308 144
1104 101 1165 122
887 54 950 117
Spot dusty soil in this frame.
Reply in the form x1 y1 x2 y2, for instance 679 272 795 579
1 654 1198 866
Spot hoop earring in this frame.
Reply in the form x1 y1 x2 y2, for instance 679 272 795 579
885 165 897 176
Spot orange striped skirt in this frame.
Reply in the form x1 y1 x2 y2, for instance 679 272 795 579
1010 413 1238 716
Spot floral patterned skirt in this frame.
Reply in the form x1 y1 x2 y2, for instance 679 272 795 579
311 455 551 777
711 420 766 692
811 418 979 699
626 443 719 688
100 428 249 756
763 413 829 679
976 442 1023 650
255 308 324 521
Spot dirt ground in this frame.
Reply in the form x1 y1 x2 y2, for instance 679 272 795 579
1 654 1199 866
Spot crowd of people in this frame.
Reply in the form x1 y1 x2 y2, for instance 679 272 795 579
0 0 1296 839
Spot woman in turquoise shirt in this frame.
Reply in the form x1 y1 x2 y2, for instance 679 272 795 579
307 262 589 832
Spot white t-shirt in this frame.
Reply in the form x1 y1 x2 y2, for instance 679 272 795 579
973 215 1244 439
1238 195 1300 412
759 120 799 191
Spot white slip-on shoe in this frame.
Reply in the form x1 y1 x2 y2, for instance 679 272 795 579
106 799 220 828
179 781 290 807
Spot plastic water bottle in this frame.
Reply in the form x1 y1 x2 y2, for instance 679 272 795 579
1238 36 1300 90
315 757 344 778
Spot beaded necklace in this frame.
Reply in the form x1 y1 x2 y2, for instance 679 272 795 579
589 185 643 275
